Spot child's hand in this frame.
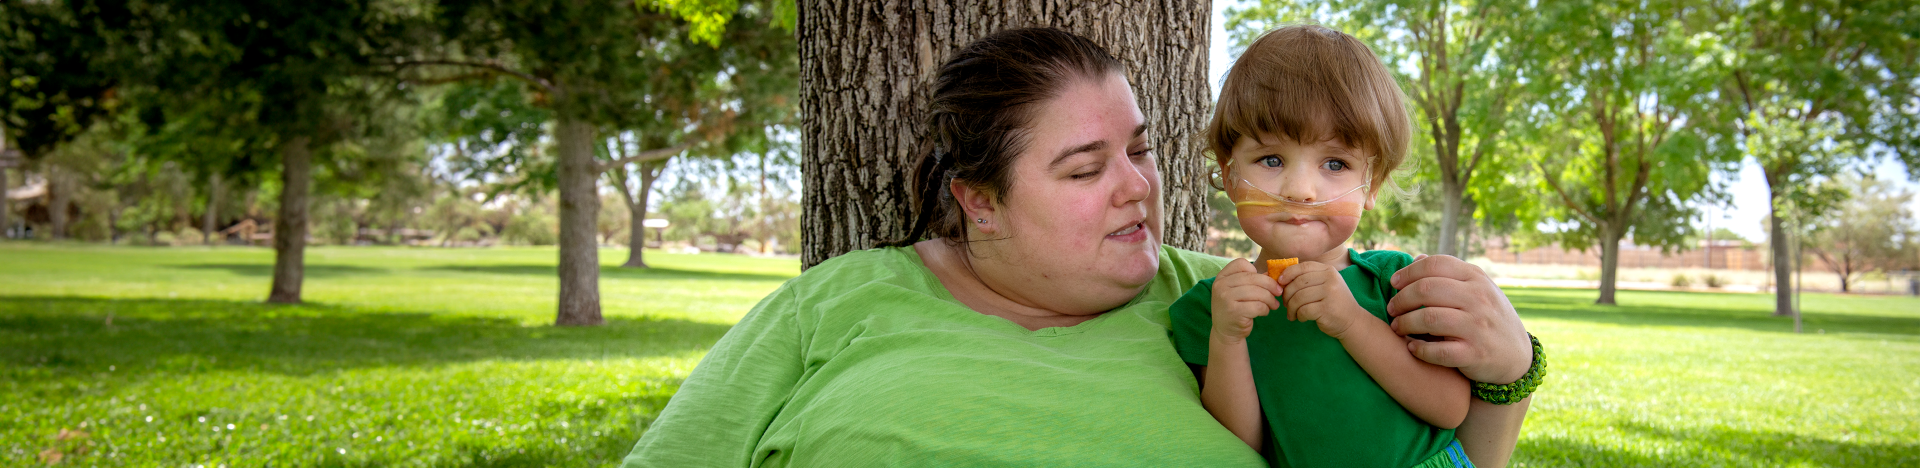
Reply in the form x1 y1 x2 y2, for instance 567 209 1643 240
1275 261 1368 340
1210 258 1283 344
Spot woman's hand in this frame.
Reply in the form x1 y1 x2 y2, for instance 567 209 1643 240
1210 259 1282 344
1384 255 1531 385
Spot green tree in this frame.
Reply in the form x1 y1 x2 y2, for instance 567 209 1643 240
1803 174 1920 293
95 0 415 303
0 0 121 239
1709 0 1920 314
403 0 791 325
1518 0 1741 305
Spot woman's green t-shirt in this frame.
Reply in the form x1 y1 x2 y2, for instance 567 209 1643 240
622 245 1265 467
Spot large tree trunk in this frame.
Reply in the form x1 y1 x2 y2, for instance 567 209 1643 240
554 117 604 326
268 137 312 304
797 0 1213 269
1596 223 1622 305
202 173 222 245
1768 191 1793 315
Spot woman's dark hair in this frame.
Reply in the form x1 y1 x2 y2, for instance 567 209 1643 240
879 27 1125 248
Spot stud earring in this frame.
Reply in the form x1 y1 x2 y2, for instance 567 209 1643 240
975 218 987 224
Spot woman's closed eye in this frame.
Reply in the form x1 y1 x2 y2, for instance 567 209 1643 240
1070 163 1104 180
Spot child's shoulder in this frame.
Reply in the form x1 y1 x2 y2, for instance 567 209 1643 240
1349 249 1416 280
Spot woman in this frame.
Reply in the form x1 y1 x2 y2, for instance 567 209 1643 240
624 28 1536 467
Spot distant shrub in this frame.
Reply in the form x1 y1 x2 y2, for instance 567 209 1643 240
1704 274 1727 289
1671 274 1693 288
1576 269 1599 281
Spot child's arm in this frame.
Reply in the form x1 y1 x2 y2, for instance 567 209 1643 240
1276 262 1470 429
1202 259 1283 450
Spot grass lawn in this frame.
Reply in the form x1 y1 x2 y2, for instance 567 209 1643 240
2 243 1917 466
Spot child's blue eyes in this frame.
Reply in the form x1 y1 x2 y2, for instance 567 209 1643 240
1255 156 1348 172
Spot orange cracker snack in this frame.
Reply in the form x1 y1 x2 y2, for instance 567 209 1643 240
1266 258 1299 281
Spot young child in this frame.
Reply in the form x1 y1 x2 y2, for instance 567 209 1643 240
1168 25 1474 467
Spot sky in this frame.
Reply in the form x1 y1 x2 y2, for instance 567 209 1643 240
1205 1 1920 243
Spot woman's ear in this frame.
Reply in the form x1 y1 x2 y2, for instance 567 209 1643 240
950 178 998 234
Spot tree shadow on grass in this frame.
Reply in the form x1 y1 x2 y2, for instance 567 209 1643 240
422 263 795 282
1506 288 1920 338
0 295 732 377
1517 420 1920 467
172 263 392 278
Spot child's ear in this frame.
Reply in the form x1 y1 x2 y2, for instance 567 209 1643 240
950 178 999 234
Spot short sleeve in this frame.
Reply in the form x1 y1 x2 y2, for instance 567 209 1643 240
1167 279 1217 367
622 284 809 468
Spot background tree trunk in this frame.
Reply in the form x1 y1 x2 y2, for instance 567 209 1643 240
1438 178 1465 256
1596 223 1622 305
48 166 71 239
621 160 665 268
202 174 222 245
0 165 8 240
1768 192 1793 315
554 117 604 326
797 0 1213 269
268 136 312 304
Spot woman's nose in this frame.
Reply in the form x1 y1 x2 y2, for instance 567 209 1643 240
1113 155 1153 206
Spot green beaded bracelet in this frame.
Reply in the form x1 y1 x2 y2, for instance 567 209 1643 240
1471 333 1545 405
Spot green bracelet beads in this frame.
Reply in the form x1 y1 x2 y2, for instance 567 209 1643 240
1471 333 1545 405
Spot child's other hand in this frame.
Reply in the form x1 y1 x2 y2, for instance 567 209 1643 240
1210 258 1283 344
1275 261 1367 340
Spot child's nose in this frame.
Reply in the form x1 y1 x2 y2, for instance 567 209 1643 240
1278 170 1317 202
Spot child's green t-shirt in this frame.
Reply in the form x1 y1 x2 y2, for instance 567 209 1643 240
1168 249 1458 468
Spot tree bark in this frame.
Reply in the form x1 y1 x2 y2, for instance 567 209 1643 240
1768 190 1793 315
797 0 1213 269
0 165 8 240
48 165 71 239
554 117 604 326
1438 178 1465 256
1596 223 1621 305
269 136 312 304
621 160 666 268
203 173 223 245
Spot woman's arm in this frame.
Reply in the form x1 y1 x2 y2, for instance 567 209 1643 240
1385 255 1535 468
1456 397 1530 467
622 286 808 468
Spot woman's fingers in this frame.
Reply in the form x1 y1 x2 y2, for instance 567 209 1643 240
1388 306 1472 336
1406 337 1481 370
1389 254 1485 290
1386 276 1476 317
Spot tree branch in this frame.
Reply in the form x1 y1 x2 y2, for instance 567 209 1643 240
388 59 556 94
1537 160 1604 226
597 140 697 171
